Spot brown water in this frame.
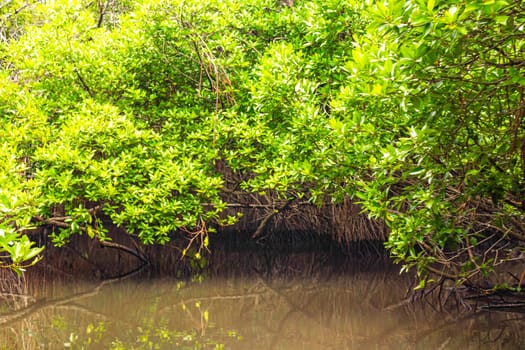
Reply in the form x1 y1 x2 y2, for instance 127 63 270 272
0 251 524 350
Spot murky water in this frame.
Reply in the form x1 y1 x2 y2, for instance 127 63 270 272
0 250 524 349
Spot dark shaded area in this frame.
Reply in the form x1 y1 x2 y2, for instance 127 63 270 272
24 221 388 282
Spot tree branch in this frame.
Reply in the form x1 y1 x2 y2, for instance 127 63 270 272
251 200 293 239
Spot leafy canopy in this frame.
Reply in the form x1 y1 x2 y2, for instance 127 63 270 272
1 0 524 287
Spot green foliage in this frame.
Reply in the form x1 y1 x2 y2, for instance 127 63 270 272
1 0 524 287
0 188 43 274
220 0 365 202
0 0 366 266
334 0 525 282
0 227 43 275
1 0 230 252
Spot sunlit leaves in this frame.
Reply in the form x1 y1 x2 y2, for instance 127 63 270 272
1 0 522 285
0 227 43 275
341 0 525 282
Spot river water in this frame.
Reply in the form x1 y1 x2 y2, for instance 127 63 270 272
0 250 523 349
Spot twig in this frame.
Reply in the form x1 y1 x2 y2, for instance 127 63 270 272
96 0 109 28
74 67 94 97
99 240 150 264
252 200 293 239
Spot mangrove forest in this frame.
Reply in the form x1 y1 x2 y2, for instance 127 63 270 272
1 0 525 307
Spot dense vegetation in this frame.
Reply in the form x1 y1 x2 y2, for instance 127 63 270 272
1 0 524 289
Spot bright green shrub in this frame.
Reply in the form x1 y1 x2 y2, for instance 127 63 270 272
1 0 524 290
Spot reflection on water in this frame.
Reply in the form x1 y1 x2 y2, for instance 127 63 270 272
0 251 524 349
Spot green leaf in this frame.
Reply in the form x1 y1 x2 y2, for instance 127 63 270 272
427 0 435 13
495 15 508 25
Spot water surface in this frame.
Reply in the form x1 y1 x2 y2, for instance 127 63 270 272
0 251 523 349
